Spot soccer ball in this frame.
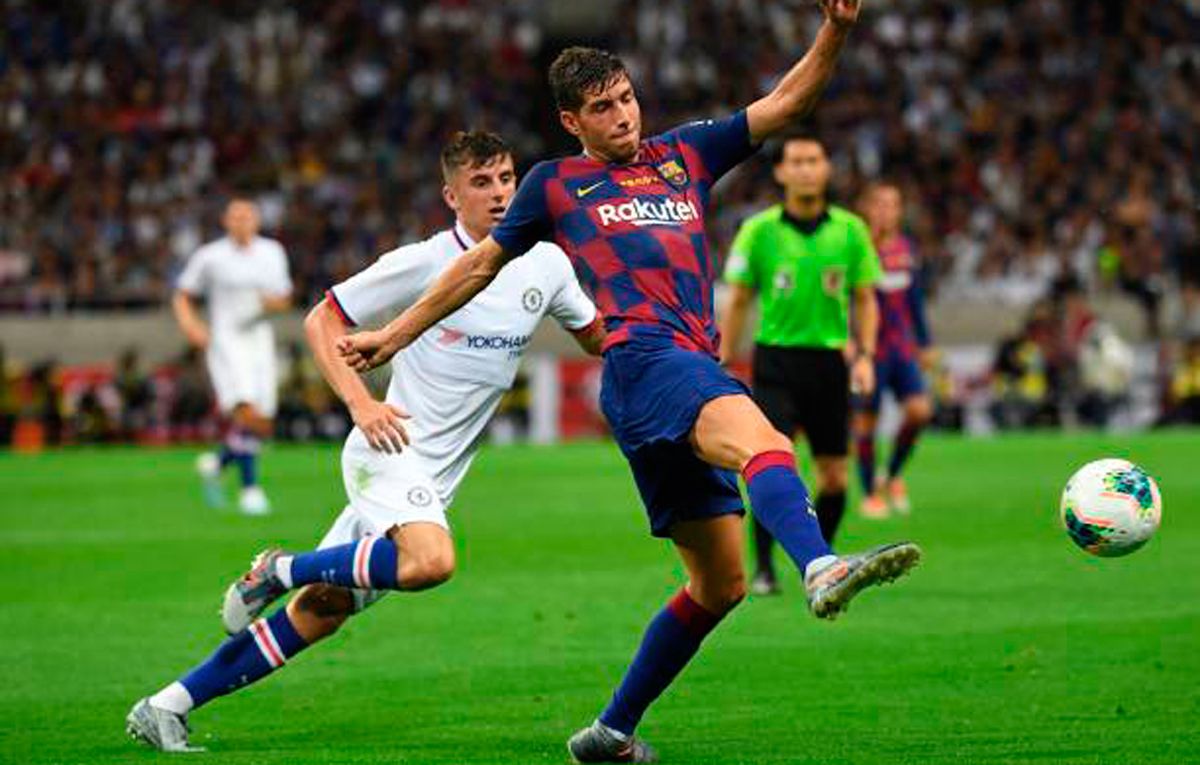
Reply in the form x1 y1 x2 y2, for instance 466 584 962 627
1060 458 1161 557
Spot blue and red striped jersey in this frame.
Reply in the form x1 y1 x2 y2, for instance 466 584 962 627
492 111 757 356
874 234 931 361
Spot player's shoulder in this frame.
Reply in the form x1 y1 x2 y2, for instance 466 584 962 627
737 204 784 239
254 235 287 253
521 241 574 276
377 229 455 266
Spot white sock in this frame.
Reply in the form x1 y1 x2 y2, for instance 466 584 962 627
275 556 294 589
149 682 194 716
804 554 839 582
597 720 629 742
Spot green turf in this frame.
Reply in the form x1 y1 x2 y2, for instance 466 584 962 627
1 431 1198 764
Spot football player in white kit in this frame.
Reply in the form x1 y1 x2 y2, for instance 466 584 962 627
172 198 292 515
126 131 604 752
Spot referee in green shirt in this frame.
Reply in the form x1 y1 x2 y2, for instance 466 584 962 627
719 131 882 596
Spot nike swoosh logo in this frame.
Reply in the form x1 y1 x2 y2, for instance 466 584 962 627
576 180 606 198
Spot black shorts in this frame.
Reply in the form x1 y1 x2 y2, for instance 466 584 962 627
752 345 850 457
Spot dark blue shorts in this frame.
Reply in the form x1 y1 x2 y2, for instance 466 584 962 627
600 338 748 538
862 353 927 412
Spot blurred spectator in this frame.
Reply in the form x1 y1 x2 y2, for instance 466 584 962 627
0 1 1193 317
0 344 17 444
1161 335 1200 425
990 303 1058 429
23 361 64 445
168 347 213 441
115 347 156 439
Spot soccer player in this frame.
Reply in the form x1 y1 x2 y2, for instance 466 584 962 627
853 181 934 517
718 131 882 595
338 2 920 762
172 198 292 515
126 131 604 752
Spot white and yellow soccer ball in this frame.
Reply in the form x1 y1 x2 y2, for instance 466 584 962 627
1060 458 1161 557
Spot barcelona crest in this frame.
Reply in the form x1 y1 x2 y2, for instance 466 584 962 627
656 159 689 189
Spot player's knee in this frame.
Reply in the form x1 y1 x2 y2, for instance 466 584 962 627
907 397 934 425
401 547 456 591
692 572 747 615
816 462 849 493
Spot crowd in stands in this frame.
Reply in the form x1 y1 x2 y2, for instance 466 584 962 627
1 0 1196 336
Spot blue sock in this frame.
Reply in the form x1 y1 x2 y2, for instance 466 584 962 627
742 451 833 569
599 589 724 735
217 444 235 470
284 536 400 590
180 608 307 710
888 423 922 478
233 452 257 488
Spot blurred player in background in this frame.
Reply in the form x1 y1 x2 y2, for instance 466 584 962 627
720 132 882 595
172 198 292 515
853 182 934 518
337 2 920 761
127 131 603 753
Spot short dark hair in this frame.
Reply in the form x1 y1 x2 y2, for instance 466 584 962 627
767 128 825 164
440 130 512 181
549 47 629 112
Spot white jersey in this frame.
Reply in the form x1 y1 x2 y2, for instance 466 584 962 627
177 235 292 414
328 223 596 507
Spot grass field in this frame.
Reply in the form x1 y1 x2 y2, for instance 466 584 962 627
2 431 1198 764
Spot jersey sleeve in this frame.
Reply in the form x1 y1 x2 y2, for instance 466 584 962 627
723 216 760 288
667 110 757 186
491 161 556 258
907 252 932 347
326 242 441 327
265 242 293 296
848 218 884 288
175 247 209 296
543 247 598 331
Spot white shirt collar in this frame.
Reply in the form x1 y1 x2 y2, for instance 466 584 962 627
452 221 477 251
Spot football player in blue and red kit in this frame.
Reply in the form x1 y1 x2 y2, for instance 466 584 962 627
854 182 936 518
339 2 921 761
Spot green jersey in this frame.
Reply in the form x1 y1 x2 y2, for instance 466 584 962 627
723 204 883 349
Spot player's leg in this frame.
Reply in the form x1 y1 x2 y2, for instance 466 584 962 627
223 444 453 632
812 455 850 542
691 394 919 617
747 351 797 594
128 584 355 752
797 350 852 542
571 515 744 763
853 406 888 518
884 361 933 513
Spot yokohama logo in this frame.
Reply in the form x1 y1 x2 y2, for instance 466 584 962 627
596 197 700 228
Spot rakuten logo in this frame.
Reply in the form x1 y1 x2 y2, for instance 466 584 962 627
465 334 531 351
596 197 700 228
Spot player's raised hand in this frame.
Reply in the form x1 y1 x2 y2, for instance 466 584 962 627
337 330 401 372
820 0 861 28
349 398 411 453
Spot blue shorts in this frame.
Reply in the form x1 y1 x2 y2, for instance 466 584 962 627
862 353 927 412
600 338 748 538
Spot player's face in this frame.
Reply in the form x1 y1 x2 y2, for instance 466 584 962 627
222 201 260 245
865 186 903 236
774 140 830 199
561 75 642 163
443 154 517 238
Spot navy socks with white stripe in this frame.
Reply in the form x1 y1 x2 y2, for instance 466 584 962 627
277 536 400 591
153 608 307 714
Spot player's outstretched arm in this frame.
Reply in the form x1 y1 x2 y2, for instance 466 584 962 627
745 0 861 143
305 299 410 453
338 236 512 371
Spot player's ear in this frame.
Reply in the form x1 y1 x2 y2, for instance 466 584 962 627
772 162 787 187
442 184 458 213
559 110 581 138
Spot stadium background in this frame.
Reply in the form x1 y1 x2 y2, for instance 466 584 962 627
1 3 1199 763
1 0 1198 446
